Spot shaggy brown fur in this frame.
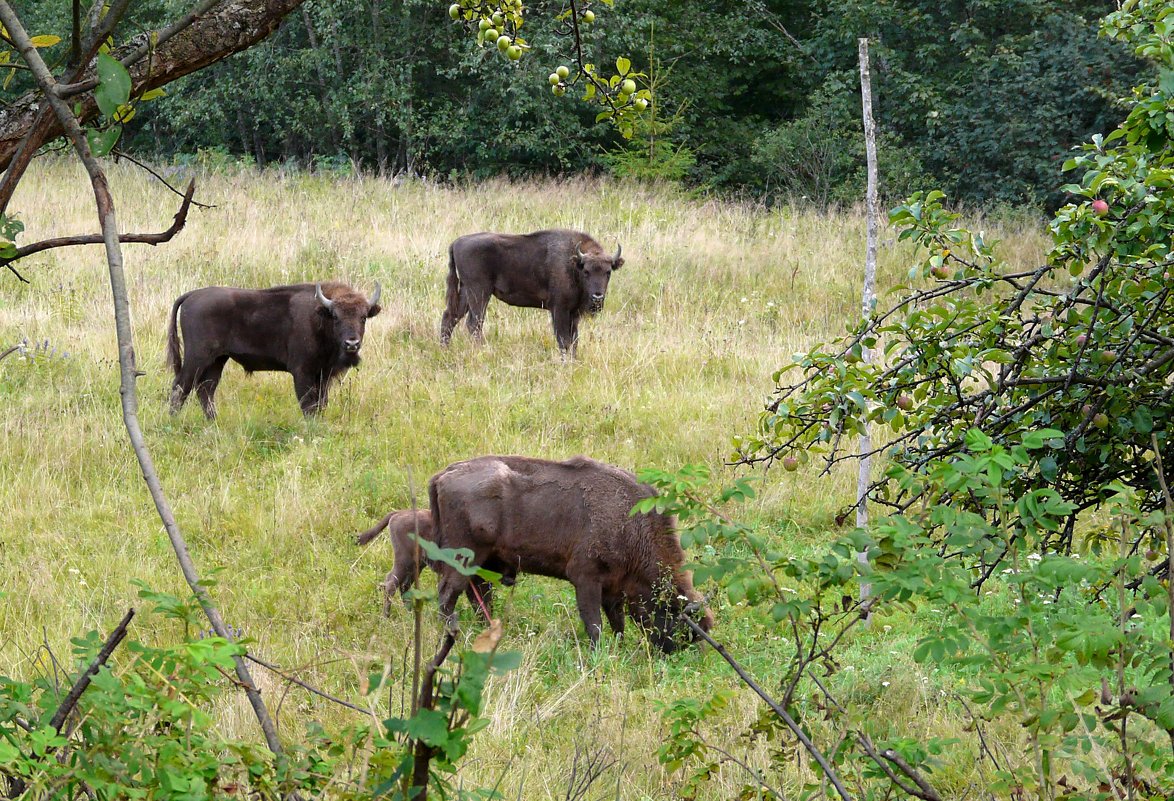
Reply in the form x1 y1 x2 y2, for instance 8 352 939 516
427 455 713 652
167 281 381 417
439 229 623 356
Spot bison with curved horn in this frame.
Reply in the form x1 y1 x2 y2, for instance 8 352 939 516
167 281 381 417
425 454 713 653
440 229 624 356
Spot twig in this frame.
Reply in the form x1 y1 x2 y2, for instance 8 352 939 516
680 615 852 801
856 733 941 801
246 653 368 715
112 150 216 208
49 608 134 733
0 179 198 269
409 632 458 800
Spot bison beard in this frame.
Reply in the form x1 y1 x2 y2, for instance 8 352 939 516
439 229 624 356
166 281 381 418
424 454 713 653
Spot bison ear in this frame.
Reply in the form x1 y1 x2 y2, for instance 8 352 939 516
367 303 382 318
612 256 625 271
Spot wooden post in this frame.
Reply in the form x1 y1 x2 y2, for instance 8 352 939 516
857 37 879 612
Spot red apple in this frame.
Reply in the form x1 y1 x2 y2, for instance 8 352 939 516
896 394 914 411
783 456 799 472
1091 199 1109 216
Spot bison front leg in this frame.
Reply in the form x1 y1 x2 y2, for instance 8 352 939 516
572 579 604 646
551 308 579 357
292 371 327 416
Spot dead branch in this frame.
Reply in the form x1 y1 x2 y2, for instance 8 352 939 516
50 608 135 733
0 179 197 271
112 150 216 208
245 652 368 715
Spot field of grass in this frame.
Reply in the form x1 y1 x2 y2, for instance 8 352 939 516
0 159 1052 798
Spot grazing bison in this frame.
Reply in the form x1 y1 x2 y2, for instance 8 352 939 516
440 229 624 356
356 508 513 617
166 281 381 417
428 455 713 652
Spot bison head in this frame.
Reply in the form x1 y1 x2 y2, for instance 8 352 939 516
316 282 382 365
637 574 713 654
574 243 623 314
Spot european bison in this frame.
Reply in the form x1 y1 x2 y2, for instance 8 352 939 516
427 455 713 652
166 281 381 417
439 229 624 356
356 508 513 617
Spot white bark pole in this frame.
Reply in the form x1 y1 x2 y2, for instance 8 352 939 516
857 38 879 612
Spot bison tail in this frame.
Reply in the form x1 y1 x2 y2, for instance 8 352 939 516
166 291 192 377
356 512 394 546
444 245 462 313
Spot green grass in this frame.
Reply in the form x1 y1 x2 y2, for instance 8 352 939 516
0 159 1053 798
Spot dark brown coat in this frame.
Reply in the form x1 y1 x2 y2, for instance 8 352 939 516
356 509 511 617
427 455 713 652
166 281 381 417
439 229 624 356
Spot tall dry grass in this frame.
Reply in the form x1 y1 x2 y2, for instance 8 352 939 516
0 158 1050 798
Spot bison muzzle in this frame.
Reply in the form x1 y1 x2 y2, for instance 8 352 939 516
440 229 624 356
425 454 713 652
167 281 381 418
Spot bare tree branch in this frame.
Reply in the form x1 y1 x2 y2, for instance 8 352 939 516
681 615 852 801
0 179 197 271
49 608 134 733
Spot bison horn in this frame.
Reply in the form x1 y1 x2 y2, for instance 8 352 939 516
315 283 335 311
613 244 622 262
369 281 382 307
575 244 585 263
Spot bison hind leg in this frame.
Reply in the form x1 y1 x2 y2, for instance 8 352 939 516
440 293 469 345
437 571 471 633
603 596 626 636
195 356 229 419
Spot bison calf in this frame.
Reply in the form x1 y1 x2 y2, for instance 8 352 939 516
427 455 713 653
440 229 623 356
356 508 510 617
167 281 381 417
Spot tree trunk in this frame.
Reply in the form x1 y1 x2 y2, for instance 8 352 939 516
856 37 879 611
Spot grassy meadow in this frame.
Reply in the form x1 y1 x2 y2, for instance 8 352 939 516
0 159 1052 798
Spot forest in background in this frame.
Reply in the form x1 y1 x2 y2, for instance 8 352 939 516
17 0 1148 209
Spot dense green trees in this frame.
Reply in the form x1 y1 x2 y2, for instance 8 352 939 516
11 1 1148 208
88 0 1140 208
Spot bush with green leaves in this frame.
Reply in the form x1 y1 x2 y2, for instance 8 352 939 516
1 577 518 801
644 433 1174 798
639 2 1174 798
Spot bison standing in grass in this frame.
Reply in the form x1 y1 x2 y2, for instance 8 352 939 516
166 281 381 417
424 454 712 653
439 229 624 356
